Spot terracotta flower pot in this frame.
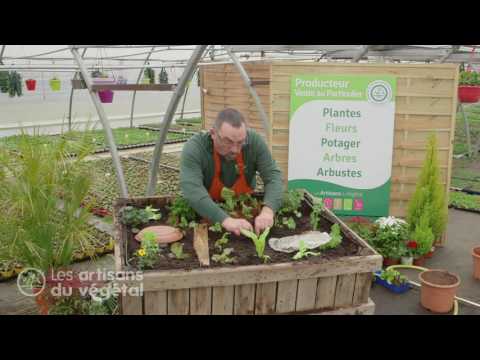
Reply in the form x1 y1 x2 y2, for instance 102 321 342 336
383 257 400 267
472 246 480 280
135 225 183 244
419 270 460 313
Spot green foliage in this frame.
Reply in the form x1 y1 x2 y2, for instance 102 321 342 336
281 216 296 230
218 188 261 218
143 67 155 84
134 231 160 270
406 134 447 241
292 240 321 260
0 71 9 93
169 242 190 260
212 247 236 264
449 191 480 211
220 187 237 213
319 224 343 250
278 189 304 217
368 218 408 259
209 222 223 233
411 210 434 256
158 67 169 84
7 71 23 97
167 197 197 229
240 227 271 263
119 205 161 232
48 294 118 315
309 203 324 231
379 269 408 286
214 232 230 251
0 130 95 273
459 70 480 86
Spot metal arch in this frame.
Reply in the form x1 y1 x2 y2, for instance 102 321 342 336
146 45 208 196
129 46 156 129
67 48 88 132
70 45 129 197
224 46 272 140
352 45 371 63
0 45 5 65
440 45 459 63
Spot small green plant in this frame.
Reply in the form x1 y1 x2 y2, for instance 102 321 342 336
169 242 190 260
411 210 434 257
240 227 271 263
220 187 237 213
281 216 296 230
379 269 408 286
167 197 197 229
212 248 236 264
292 240 321 260
143 67 155 84
278 189 304 217
134 231 160 270
214 232 230 251
120 205 161 233
459 70 480 86
209 222 223 233
318 224 343 250
309 203 324 231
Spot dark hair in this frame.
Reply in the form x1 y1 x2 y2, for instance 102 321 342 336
214 108 246 130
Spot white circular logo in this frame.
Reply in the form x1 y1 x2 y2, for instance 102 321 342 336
17 268 46 297
367 80 392 104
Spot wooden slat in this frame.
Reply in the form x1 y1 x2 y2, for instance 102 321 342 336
233 284 256 315
121 295 143 315
189 287 212 315
352 273 373 306
334 274 356 308
315 276 337 309
255 282 277 314
126 254 382 291
275 280 298 313
144 291 167 315
295 278 318 311
167 289 190 315
211 286 234 315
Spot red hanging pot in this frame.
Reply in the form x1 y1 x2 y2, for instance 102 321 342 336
98 89 114 103
25 79 37 91
458 85 480 103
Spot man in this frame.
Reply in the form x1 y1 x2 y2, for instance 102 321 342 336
180 108 284 236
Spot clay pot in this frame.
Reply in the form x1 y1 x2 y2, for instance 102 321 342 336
413 256 426 267
419 269 460 313
135 225 183 244
472 246 480 280
383 258 400 267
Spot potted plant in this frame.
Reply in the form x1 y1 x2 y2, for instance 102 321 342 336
0 71 9 93
472 246 480 280
0 131 95 314
419 269 460 313
25 78 37 91
159 67 169 84
8 71 23 97
91 71 114 104
143 67 155 84
401 240 417 265
49 76 61 91
411 211 434 266
374 268 411 294
458 70 480 103
370 216 409 267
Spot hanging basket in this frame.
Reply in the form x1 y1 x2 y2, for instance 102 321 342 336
458 85 480 103
98 89 114 103
49 78 61 92
25 79 37 91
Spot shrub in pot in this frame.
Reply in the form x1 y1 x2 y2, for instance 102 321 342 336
458 70 480 103
369 216 409 267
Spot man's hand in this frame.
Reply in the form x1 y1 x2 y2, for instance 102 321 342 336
222 217 253 236
254 206 274 235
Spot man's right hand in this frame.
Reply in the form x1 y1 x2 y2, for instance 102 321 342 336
222 217 253 237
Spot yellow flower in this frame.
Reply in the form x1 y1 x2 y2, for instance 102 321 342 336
137 248 146 257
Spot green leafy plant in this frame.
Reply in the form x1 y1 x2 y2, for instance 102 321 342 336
278 189 304 217
411 210 434 257
119 205 161 233
7 71 23 97
134 231 160 270
0 71 9 93
158 67 169 84
368 218 408 259
212 248 236 264
220 187 237 213
319 223 343 250
209 222 223 233
214 232 230 251
309 203 324 231
379 269 408 286
167 197 197 230
169 242 190 260
292 240 321 260
281 216 296 230
406 134 447 242
459 70 480 86
143 67 155 84
240 227 271 263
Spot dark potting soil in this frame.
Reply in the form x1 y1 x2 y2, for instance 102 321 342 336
421 271 459 286
125 200 363 271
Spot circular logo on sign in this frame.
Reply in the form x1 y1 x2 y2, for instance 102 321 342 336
17 268 45 297
367 80 392 104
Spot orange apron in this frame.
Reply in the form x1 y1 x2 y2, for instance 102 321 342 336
208 145 253 201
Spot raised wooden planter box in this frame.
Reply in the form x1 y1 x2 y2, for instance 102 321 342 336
113 194 382 315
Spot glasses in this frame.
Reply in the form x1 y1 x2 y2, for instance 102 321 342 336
216 132 247 148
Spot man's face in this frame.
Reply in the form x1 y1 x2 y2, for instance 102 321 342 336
210 122 247 161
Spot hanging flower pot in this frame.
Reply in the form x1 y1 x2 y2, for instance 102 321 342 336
419 269 460 313
472 246 480 280
49 77 61 91
458 85 480 103
98 89 114 103
25 79 37 91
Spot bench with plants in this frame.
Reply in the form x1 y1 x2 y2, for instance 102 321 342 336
113 189 382 315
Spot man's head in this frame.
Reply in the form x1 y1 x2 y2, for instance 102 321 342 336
210 108 247 161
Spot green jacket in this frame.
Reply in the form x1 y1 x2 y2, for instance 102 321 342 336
179 129 284 224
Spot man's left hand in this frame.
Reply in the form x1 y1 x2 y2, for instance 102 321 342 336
254 206 274 235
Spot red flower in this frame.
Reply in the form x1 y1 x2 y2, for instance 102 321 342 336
407 241 418 249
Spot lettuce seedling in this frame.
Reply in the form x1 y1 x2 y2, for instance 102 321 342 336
240 227 271 263
169 242 190 260
212 248 236 264
214 232 230 252
292 240 321 260
319 224 342 250
209 222 223 233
